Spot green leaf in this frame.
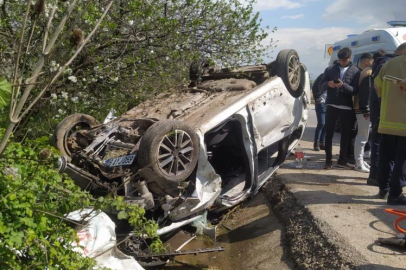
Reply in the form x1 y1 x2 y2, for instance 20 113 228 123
26 208 33 217
0 77 11 109
21 217 35 227
0 220 7 234
9 231 24 246
117 211 128 220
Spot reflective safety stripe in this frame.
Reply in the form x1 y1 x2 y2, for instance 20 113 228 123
379 78 406 133
380 122 406 129
375 75 383 89
381 80 390 121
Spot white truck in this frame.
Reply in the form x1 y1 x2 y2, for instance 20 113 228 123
328 21 406 67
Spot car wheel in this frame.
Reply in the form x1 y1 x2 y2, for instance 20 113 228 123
137 120 199 183
275 49 305 98
189 58 210 82
53 114 99 159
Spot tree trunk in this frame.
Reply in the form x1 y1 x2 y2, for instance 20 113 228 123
0 121 16 155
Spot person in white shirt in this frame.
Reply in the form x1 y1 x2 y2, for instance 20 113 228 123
319 47 361 169
353 53 374 173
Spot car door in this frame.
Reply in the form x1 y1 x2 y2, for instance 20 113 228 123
248 80 295 152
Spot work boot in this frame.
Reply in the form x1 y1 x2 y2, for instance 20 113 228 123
319 142 325 150
313 141 320 151
378 190 389 200
324 159 333 170
367 177 379 187
387 194 406 205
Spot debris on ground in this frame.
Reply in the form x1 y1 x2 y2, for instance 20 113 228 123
67 208 145 270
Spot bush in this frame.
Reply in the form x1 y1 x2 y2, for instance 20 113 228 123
0 131 162 269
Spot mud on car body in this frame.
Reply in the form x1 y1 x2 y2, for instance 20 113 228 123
54 49 310 227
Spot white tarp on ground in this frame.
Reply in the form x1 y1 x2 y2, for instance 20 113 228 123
67 208 144 270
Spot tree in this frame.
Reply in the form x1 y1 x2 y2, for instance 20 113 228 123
0 0 272 266
0 1 164 268
0 0 117 154
0 0 274 143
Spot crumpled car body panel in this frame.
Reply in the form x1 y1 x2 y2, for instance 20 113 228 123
57 57 311 226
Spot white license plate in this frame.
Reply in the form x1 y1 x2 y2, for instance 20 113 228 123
105 154 136 168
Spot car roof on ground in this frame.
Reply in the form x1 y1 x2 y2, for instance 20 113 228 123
122 75 283 133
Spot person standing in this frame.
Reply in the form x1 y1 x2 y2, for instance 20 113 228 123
370 44 406 196
367 49 387 186
374 45 406 205
320 47 360 169
353 53 374 173
312 73 326 151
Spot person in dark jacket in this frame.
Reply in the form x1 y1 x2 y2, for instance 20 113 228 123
374 43 406 205
372 43 406 201
353 53 374 173
367 49 388 186
320 47 360 169
312 73 326 151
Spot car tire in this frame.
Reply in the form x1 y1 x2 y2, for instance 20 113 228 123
275 49 305 98
137 120 199 183
53 113 99 159
189 58 210 82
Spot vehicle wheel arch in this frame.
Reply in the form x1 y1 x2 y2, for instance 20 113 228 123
52 113 99 160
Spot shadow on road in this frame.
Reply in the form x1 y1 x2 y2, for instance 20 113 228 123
359 265 406 270
277 171 371 187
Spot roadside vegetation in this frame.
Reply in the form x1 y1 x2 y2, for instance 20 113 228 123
0 0 273 268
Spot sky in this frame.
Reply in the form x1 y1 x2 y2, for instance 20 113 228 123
253 0 406 79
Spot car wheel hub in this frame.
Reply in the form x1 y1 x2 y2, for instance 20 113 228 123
288 55 300 90
158 130 194 177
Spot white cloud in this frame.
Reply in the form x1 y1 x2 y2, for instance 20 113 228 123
324 0 406 28
282 14 304 19
254 0 304 11
264 27 357 78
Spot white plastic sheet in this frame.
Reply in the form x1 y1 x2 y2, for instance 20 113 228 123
67 208 144 270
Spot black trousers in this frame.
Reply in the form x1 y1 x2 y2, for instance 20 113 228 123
368 120 380 179
377 134 406 197
325 106 356 162
369 89 381 179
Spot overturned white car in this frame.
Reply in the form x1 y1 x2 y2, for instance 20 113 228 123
54 49 310 225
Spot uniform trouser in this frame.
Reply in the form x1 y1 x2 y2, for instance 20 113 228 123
368 122 380 179
325 106 355 162
354 114 370 166
369 90 381 179
377 134 406 197
314 103 326 143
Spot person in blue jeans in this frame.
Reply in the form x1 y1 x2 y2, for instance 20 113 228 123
312 73 326 151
